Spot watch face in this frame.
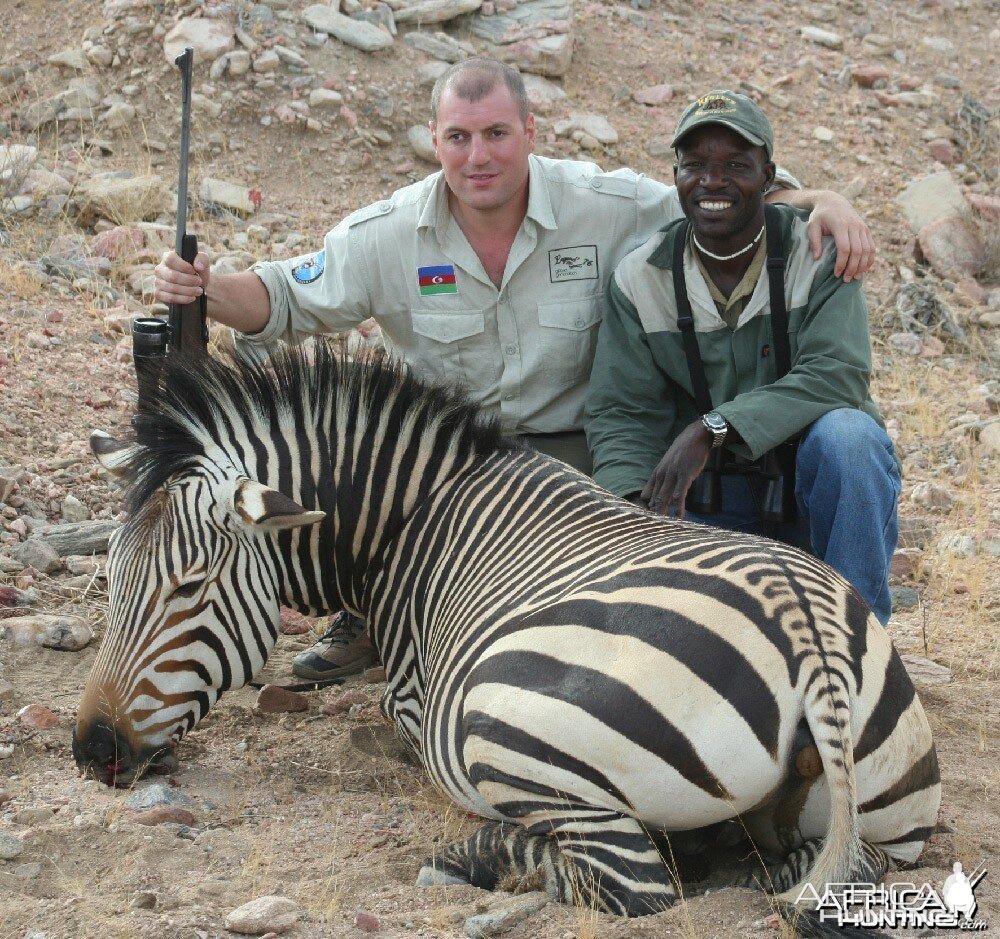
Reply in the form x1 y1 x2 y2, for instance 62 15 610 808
705 413 726 432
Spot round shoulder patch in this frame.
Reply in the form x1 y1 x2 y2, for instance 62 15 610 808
292 249 325 285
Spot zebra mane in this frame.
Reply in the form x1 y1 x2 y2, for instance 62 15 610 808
117 337 516 514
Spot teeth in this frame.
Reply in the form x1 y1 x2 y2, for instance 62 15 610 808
700 201 733 211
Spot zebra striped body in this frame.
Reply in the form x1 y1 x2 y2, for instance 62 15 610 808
75 342 939 920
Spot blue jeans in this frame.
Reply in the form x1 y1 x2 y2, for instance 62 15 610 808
685 409 901 624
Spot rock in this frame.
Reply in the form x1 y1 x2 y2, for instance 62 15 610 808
896 171 970 232
1 615 93 651
199 177 257 216
402 30 473 63
407 125 438 163
75 175 168 226
308 88 343 110
813 126 834 142
125 784 194 811
850 64 891 88
60 495 90 523
632 84 672 106
901 654 951 686
277 608 314 635
0 833 24 861
909 482 957 510
86 45 114 68
0 145 37 185
394 0 482 24
800 26 843 50
979 311 1000 329
0 679 14 702
301 6 394 53
915 217 984 279
130 805 196 826
11 539 61 574
890 548 921 581
17 704 59 729
936 533 975 558
13 807 55 825
101 102 136 129
887 332 923 356
927 138 957 164
91 226 144 260
0 586 38 608
496 33 573 78
130 891 158 910
354 911 380 933
225 896 301 935
464 892 549 938
955 278 985 305
559 113 617 145
921 36 955 57
890 586 920 611
257 684 309 713
0 790 13 806
226 49 253 76
968 193 1000 221
321 688 367 716
30 520 118 556
980 421 1000 454
521 74 566 112
254 49 281 73
417 61 450 85
273 45 309 68
163 18 236 64
48 49 89 71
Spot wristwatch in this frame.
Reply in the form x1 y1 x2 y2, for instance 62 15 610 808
701 411 729 448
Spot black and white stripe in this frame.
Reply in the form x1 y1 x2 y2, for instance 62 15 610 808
76 340 940 921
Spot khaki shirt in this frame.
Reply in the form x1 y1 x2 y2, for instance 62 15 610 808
692 230 767 330
246 155 798 435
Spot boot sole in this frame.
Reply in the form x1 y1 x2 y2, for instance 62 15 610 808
291 654 377 682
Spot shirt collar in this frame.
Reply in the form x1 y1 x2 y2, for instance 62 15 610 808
414 154 558 235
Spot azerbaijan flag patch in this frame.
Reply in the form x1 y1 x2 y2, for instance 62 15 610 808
418 264 458 296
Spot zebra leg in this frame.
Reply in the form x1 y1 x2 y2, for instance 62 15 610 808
417 815 676 916
739 838 892 894
416 821 556 890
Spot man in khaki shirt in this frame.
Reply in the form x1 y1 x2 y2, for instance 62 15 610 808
154 57 876 680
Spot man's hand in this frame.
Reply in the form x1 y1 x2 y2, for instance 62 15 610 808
154 249 210 306
805 191 875 283
641 420 713 518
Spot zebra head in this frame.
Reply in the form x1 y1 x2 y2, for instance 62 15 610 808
73 430 325 787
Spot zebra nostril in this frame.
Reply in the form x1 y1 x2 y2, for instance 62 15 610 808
72 721 134 787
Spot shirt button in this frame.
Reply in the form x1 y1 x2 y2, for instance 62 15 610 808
504 345 517 355
574 318 585 328
503 394 514 401
592 179 603 189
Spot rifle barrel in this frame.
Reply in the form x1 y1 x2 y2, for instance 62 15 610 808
174 47 194 257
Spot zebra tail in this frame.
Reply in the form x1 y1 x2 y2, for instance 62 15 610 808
774 901 892 939
781 656 864 904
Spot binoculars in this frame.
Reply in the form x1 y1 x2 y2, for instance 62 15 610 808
686 445 798 524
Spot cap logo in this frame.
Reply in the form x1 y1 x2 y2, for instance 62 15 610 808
695 93 736 114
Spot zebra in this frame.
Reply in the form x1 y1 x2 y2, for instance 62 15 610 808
74 340 940 930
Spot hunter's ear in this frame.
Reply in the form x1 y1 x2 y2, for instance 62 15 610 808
232 478 326 531
90 430 135 478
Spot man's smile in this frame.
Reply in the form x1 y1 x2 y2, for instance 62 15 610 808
696 199 734 212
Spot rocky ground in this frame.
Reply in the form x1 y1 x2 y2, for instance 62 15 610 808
1 0 998 937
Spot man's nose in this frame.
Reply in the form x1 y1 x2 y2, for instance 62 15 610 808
468 134 490 164
700 165 729 187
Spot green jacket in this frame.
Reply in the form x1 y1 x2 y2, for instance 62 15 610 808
585 204 883 497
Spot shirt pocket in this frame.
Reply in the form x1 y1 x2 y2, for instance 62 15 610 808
409 310 487 387
536 294 603 391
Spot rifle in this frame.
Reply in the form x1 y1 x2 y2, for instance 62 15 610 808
132 46 206 435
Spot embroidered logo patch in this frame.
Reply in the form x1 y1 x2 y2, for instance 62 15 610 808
292 249 325 285
548 245 599 283
694 93 737 115
418 264 458 296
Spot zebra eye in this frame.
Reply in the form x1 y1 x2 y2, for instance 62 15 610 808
172 580 204 599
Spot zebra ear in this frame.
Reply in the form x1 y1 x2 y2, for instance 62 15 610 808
90 430 136 478
232 478 326 531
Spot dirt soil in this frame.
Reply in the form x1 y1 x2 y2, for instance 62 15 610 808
0 1 998 937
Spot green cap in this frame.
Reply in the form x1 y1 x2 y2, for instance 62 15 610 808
671 90 774 158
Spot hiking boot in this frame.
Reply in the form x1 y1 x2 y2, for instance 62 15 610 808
291 611 376 680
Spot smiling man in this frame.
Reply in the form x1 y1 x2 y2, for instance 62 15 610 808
154 62 878 678
585 91 900 624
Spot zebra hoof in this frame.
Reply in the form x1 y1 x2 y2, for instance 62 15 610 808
416 864 469 888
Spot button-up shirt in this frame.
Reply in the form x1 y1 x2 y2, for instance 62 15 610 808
246 155 797 435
